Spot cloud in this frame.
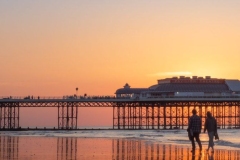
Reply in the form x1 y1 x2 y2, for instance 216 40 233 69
148 71 192 77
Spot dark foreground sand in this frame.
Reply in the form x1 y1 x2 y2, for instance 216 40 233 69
0 136 239 160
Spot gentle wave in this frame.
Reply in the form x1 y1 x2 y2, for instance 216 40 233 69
1 129 240 149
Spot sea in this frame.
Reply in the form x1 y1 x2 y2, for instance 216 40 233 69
2 128 240 149
1 129 240 159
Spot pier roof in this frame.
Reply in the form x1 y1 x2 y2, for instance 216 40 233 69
152 83 229 92
115 76 240 95
115 88 148 94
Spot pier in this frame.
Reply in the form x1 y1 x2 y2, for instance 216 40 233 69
1 96 240 130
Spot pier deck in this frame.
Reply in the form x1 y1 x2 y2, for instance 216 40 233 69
1 96 240 130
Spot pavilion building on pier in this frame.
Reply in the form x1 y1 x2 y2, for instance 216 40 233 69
113 76 240 129
115 76 240 99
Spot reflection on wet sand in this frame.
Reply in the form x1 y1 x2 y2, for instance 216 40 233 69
112 139 190 160
112 139 240 160
1 136 240 160
0 136 19 159
57 137 77 160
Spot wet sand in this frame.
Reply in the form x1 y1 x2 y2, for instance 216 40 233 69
0 136 239 160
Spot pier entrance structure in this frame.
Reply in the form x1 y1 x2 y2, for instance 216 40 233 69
1 76 240 130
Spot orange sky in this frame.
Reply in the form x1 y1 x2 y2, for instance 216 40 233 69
1 1 240 127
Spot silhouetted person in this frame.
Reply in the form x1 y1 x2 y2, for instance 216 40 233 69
204 111 217 153
188 109 202 152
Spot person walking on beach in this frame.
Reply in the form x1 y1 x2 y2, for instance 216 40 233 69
204 111 217 153
188 109 202 152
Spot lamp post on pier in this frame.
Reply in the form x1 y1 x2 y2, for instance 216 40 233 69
76 87 78 98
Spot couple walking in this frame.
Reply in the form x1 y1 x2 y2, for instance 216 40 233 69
187 109 218 153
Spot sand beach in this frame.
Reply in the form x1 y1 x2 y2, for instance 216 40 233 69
1 129 240 160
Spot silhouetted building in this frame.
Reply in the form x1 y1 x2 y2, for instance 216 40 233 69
116 76 240 99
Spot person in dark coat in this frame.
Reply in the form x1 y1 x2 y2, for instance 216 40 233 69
204 111 217 153
188 109 202 152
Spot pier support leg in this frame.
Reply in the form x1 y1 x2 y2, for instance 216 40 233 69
58 102 78 129
0 103 19 130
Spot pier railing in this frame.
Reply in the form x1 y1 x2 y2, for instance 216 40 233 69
1 95 240 100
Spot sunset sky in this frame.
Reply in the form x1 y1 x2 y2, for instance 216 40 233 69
1 1 240 127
